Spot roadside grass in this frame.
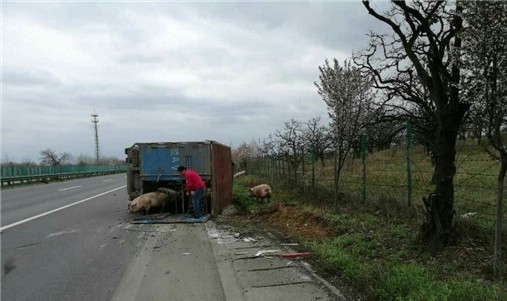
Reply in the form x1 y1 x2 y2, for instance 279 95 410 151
307 141 501 228
232 172 507 301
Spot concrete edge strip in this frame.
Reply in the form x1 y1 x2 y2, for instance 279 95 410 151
299 261 347 301
110 225 162 301
206 221 246 301
0 185 127 232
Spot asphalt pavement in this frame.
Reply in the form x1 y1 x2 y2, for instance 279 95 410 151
1 174 346 301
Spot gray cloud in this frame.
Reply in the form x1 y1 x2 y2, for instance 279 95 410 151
3 68 62 87
2 2 385 162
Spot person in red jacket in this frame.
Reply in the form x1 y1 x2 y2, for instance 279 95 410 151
177 166 206 218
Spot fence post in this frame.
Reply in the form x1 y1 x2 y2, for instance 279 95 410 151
271 157 275 181
273 157 278 180
302 152 305 184
302 155 306 193
277 158 280 180
361 134 367 203
282 158 285 179
406 119 413 206
312 144 315 188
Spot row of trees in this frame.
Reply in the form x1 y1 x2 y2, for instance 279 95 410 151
1 149 124 167
234 1 507 272
233 117 331 176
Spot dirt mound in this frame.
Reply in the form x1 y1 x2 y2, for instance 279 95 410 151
262 204 336 238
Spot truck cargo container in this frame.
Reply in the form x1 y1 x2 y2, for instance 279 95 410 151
125 141 232 215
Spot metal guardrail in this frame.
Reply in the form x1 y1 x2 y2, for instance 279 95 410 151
1 165 127 186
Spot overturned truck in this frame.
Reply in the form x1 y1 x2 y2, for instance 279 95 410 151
125 141 232 216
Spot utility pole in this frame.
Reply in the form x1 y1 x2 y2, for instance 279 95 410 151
91 112 100 164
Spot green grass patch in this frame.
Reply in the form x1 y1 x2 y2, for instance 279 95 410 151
308 236 372 282
374 264 501 301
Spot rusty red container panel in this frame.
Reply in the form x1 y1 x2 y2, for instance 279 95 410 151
211 142 233 215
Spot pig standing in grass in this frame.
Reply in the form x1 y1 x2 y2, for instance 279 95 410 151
248 184 272 203
128 188 178 215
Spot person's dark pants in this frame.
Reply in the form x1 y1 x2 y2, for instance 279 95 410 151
193 188 204 217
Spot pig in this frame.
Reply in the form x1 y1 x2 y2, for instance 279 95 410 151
233 171 246 178
156 187 179 198
128 188 178 215
248 184 272 203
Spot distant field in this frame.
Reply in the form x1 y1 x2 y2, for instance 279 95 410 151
307 140 501 226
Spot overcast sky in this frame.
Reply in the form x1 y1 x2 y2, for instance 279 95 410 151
1 1 388 163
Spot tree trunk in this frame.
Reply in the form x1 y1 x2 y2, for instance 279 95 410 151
433 128 457 249
423 104 468 253
493 151 507 277
333 148 339 212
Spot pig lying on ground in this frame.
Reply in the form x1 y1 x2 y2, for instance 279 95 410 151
156 187 179 197
233 171 246 178
128 188 179 215
248 184 272 203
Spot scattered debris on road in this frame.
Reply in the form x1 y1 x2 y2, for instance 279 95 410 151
254 249 281 257
281 252 312 259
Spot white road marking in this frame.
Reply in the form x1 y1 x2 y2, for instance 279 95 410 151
0 185 127 232
58 185 81 192
104 179 113 182
47 229 79 238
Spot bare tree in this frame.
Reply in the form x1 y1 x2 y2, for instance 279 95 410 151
462 0 507 276
362 106 405 153
275 119 308 182
358 1 469 252
259 134 281 158
39 149 71 166
303 117 333 166
1 158 38 167
232 142 255 171
315 58 372 212
20 158 38 167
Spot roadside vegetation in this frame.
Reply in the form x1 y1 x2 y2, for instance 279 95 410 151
231 3 507 297
232 147 507 301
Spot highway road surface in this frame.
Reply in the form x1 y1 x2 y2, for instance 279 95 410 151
1 173 344 301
